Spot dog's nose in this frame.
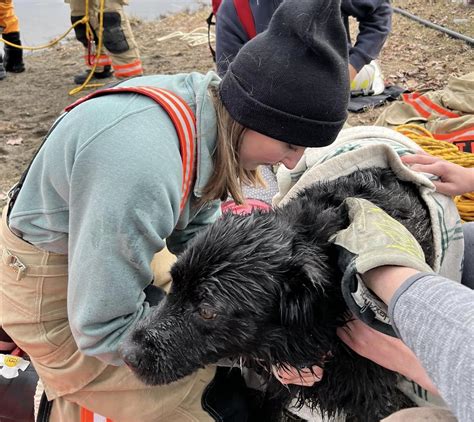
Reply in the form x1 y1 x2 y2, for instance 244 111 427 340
122 350 142 370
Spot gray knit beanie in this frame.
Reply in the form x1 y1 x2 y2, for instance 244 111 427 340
219 0 349 147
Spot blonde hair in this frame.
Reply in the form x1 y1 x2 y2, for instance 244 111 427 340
200 87 264 205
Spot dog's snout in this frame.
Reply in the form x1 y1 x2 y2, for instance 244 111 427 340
123 350 142 370
119 332 147 371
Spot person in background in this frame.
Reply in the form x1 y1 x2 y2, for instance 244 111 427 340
0 0 349 420
215 0 392 81
66 0 143 84
0 0 25 80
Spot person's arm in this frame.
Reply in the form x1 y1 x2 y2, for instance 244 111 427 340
341 0 392 72
364 268 474 422
331 196 473 421
64 102 184 366
215 0 251 76
166 199 222 255
337 316 438 394
401 153 474 196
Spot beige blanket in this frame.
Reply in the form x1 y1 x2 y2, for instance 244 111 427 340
274 126 464 282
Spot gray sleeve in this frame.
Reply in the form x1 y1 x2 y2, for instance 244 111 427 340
461 222 474 289
389 274 474 422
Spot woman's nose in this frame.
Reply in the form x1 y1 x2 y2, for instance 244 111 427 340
282 150 304 169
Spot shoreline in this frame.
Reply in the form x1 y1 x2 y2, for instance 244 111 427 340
14 0 201 46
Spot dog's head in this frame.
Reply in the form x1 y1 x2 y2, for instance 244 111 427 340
120 210 345 385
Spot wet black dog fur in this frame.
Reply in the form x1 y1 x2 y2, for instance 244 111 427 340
120 168 434 421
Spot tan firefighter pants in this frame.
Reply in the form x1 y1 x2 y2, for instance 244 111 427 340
66 0 143 77
0 205 215 422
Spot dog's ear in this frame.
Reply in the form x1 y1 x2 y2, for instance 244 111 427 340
279 241 327 328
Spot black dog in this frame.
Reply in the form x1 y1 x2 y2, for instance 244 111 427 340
121 167 434 421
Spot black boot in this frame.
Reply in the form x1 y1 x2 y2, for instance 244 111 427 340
0 54 6 80
3 32 25 73
73 65 113 84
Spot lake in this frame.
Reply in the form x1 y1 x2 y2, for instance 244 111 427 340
14 0 202 47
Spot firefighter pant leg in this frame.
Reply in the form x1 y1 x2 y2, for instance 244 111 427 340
0 205 215 422
89 0 143 78
3 31 25 72
0 0 20 33
70 15 94 49
67 0 88 45
66 0 111 71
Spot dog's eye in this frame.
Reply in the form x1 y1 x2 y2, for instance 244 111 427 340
198 307 217 320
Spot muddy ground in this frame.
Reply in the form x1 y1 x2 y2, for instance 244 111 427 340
1 0 473 206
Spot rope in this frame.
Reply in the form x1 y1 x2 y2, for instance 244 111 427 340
0 19 84 51
156 27 214 47
69 0 107 95
0 0 106 95
396 124 474 222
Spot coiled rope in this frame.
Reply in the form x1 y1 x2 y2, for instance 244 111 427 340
396 124 474 221
156 27 214 47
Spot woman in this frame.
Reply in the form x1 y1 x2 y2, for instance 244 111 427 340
0 0 349 420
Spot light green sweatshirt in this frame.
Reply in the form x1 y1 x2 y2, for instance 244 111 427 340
9 72 222 365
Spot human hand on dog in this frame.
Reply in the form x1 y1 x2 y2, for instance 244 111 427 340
337 318 438 395
272 364 323 386
401 153 474 196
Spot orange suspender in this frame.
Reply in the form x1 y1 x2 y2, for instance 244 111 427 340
65 86 196 212
80 407 114 422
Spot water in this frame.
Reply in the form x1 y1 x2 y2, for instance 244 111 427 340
13 0 202 47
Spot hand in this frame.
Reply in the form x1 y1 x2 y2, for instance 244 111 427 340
401 153 474 196
272 364 323 386
337 318 438 395
349 64 358 81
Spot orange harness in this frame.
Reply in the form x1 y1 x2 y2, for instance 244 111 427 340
65 86 197 212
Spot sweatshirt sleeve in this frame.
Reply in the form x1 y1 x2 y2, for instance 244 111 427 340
342 0 392 71
66 102 184 366
215 0 251 76
166 200 221 255
389 274 474 422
